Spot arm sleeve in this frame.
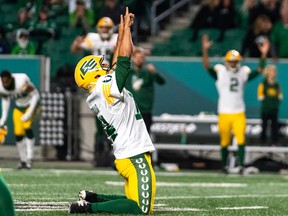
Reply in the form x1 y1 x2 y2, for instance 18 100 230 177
115 56 131 92
248 70 260 81
152 72 165 84
207 67 217 80
0 97 11 126
24 89 40 117
257 83 264 101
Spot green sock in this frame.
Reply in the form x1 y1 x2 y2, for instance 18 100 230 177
0 175 16 216
238 144 245 166
97 193 126 202
91 198 142 214
221 147 229 167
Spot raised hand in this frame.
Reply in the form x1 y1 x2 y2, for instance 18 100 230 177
202 34 213 50
123 7 135 28
258 38 270 57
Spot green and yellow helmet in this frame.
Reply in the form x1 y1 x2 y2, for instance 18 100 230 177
74 55 107 92
225 50 242 62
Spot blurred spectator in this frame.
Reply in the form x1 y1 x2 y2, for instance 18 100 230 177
127 0 152 41
10 8 30 31
4 8 30 43
189 0 220 41
249 0 280 24
0 28 11 54
215 0 237 41
241 15 272 57
18 0 38 19
270 3 288 58
43 0 68 18
11 29 36 55
125 48 166 134
99 0 122 25
237 0 257 28
70 17 117 64
69 0 94 34
257 65 283 145
67 0 91 14
28 7 57 54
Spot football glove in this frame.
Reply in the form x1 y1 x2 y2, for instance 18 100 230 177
0 125 8 144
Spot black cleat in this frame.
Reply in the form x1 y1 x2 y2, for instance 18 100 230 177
220 166 229 175
78 190 98 203
17 162 31 170
68 200 92 214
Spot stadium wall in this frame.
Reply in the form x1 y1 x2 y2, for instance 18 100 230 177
148 57 288 119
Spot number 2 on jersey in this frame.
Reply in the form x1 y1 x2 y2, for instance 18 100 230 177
230 77 239 92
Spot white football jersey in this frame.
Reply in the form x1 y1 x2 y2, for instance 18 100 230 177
81 33 118 63
0 73 36 107
214 64 251 114
86 72 155 159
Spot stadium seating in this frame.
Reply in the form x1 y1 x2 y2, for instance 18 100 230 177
152 27 245 57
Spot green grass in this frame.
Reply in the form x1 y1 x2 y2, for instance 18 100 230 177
1 161 288 216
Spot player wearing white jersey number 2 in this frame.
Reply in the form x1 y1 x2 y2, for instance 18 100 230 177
0 71 40 169
69 7 156 215
70 16 117 65
202 34 270 174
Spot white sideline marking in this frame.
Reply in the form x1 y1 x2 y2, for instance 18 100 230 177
15 202 269 213
154 207 207 212
105 181 247 187
156 194 288 200
16 209 66 212
2 168 284 179
216 206 268 210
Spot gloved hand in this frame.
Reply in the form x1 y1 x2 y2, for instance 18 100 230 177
0 125 8 144
21 112 32 122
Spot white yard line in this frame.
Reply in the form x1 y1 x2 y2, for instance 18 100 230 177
105 181 247 187
216 206 268 210
14 202 269 213
2 168 283 178
156 194 288 200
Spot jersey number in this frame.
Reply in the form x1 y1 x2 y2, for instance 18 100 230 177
230 77 239 92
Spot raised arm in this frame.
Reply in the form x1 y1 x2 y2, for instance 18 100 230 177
257 38 270 73
201 34 217 80
70 36 84 53
113 7 135 92
118 7 134 57
201 34 212 70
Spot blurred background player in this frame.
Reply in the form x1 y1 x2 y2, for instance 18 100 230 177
201 34 269 174
258 65 283 145
125 48 165 134
69 7 156 214
0 70 40 169
70 16 117 65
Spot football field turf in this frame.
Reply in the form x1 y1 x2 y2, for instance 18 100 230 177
1 161 288 216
